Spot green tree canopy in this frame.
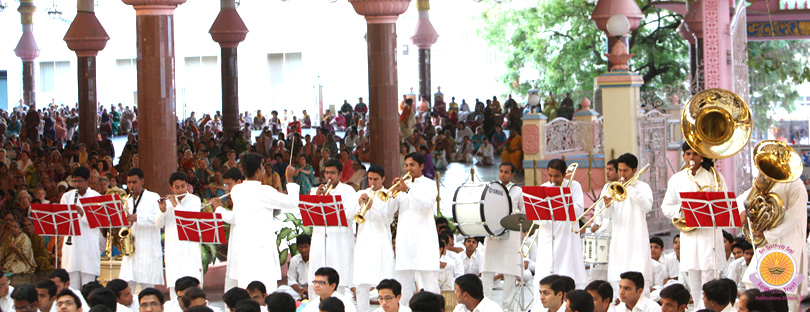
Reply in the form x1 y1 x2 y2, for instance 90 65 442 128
748 40 810 134
479 0 689 95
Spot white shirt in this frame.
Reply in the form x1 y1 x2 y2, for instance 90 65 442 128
725 257 748 293
1 286 13 312
477 144 494 159
446 250 465 278
60 188 103 275
301 292 357 312
386 176 439 271
659 253 680 280
453 297 502 312
308 183 356 287
439 255 457 290
650 260 666 291
118 303 133 312
614 297 661 312
462 249 483 275
287 253 309 288
119 189 165 285
372 304 412 312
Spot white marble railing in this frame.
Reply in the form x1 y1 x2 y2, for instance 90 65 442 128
543 117 603 155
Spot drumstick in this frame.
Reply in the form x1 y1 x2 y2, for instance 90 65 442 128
289 138 295 166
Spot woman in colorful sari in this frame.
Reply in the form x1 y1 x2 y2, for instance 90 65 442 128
500 130 523 172
293 154 314 194
0 219 35 273
23 218 50 271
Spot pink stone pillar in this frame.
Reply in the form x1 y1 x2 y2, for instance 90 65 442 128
410 0 439 105
591 0 643 70
350 0 410 188
685 1 705 93
123 0 186 194
14 0 41 108
64 0 110 148
210 0 248 138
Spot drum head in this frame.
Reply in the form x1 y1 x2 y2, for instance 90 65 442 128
482 181 512 236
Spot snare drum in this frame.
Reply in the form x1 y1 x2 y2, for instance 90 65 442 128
453 182 512 237
441 290 458 311
581 233 611 264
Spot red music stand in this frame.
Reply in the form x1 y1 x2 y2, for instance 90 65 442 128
522 186 575 275
80 195 130 229
174 211 227 244
30 203 82 268
298 194 346 270
680 191 741 276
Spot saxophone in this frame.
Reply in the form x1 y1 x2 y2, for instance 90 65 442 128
106 188 135 257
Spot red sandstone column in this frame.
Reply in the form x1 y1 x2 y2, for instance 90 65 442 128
14 0 40 108
210 0 248 138
411 0 439 105
64 0 109 148
123 0 185 194
350 0 410 187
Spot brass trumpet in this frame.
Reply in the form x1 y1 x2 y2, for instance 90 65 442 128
378 173 413 201
571 164 650 233
354 189 377 224
520 163 576 257
321 179 336 196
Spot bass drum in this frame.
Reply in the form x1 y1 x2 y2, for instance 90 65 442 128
452 181 512 237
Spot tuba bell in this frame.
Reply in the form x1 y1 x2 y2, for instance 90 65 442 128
742 140 802 248
674 89 752 233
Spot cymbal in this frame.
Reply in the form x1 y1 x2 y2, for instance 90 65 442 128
500 214 533 232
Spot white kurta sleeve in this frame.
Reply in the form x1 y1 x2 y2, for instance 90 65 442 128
216 207 235 224
627 181 654 213
661 175 682 220
396 179 436 214
764 180 808 243
155 204 173 229
592 185 610 227
571 181 584 216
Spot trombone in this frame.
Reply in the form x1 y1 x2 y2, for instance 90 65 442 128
570 164 650 233
377 173 413 201
520 163 577 257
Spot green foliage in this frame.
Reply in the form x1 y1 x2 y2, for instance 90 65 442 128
748 40 810 134
479 0 688 95
276 212 313 265
201 244 217 274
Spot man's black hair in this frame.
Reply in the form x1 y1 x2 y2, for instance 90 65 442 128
742 289 772 312
187 306 214 312
732 240 753 251
455 274 484 300
585 280 612 304
314 267 340 287
435 217 449 226
606 159 619 169
367 165 385 178
223 167 245 181
547 158 567 173
239 153 264 178
539 275 565 296
89 306 112 312
246 281 266 295
234 299 260 312
323 158 343 173
499 162 516 173
57 289 83 309
559 275 575 294
49 269 70 283
768 289 788 312
169 171 188 185
619 271 645 291
181 287 207 310
296 234 311 246
318 297 344 312
660 284 690 307
674 234 680 241
223 287 250 310
36 280 58 298
718 278 737 306
138 288 165 305
722 230 733 244
404 152 425 165
408 291 443 312
72 167 90 180
264 292 295 312
616 153 638 170
106 279 129 299
88 288 118 312
175 276 201 292
376 279 402 297
681 142 694 152
566 290 594 312
702 279 730 307
81 282 104 302
11 283 38 304
127 168 144 179
650 237 665 249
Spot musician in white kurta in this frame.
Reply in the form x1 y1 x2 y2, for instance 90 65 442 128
60 167 102 288
156 172 203 297
118 168 165 290
738 178 807 312
588 159 618 282
660 145 727 309
386 152 440 307
481 163 524 310
309 159 357 296
354 165 396 312
210 167 244 291
605 154 653 298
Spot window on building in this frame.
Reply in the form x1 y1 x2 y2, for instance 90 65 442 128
39 61 71 93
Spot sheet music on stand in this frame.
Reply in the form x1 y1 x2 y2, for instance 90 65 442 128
298 195 348 227
680 191 741 228
80 195 129 229
523 186 576 223
30 203 82 268
174 211 227 244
